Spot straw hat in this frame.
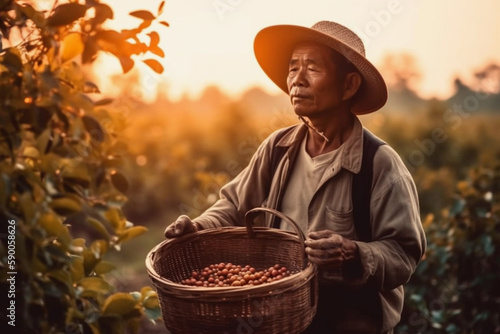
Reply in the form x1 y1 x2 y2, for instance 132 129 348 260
254 21 388 115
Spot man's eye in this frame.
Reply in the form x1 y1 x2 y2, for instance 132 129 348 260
289 67 298 73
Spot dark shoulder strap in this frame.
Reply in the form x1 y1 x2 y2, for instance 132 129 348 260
270 125 296 176
352 129 386 242
268 125 297 228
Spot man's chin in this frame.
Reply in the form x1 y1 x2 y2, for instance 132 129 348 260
293 108 312 118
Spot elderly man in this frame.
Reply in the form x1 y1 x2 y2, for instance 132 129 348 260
165 21 426 333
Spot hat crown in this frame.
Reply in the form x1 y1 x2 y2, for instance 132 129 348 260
311 21 365 57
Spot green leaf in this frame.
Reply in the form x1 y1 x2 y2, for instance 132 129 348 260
94 261 116 275
102 292 138 316
1 47 23 74
119 57 134 74
144 307 162 322
118 226 147 243
47 269 73 295
65 93 95 113
87 217 110 240
82 37 99 64
36 129 52 154
83 81 101 93
23 146 40 158
44 242 71 264
409 294 423 303
448 198 465 217
148 32 160 48
130 291 141 302
83 250 100 276
143 59 164 74
72 238 86 248
46 3 88 27
82 115 105 142
38 212 72 246
78 277 115 297
482 235 494 256
149 46 165 58
70 255 85 283
110 171 128 193
93 3 114 25
105 208 126 233
97 315 124 334
61 162 91 188
140 286 156 301
94 98 114 106
158 1 165 16
50 197 82 216
142 294 159 309
19 4 46 28
89 240 109 260
61 32 84 63
129 10 155 21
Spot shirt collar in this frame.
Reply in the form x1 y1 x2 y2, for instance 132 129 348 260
276 116 364 174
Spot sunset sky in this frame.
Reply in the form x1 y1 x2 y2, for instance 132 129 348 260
96 0 500 102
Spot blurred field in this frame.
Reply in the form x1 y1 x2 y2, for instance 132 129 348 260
105 61 500 333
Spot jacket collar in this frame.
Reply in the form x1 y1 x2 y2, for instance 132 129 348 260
276 116 364 174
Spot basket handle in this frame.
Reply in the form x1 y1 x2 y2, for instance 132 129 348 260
244 207 308 269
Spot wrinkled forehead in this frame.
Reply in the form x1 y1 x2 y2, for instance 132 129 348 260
289 41 346 66
290 41 333 56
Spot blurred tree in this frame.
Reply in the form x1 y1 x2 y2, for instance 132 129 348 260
474 63 500 94
0 0 167 332
379 53 421 92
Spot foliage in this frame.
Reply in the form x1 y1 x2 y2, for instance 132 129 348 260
397 165 500 333
0 0 167 332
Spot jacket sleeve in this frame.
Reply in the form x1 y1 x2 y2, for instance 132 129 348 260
354 145 427 291
191 132 277 229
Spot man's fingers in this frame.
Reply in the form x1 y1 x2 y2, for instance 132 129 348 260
164 216 196 238
164 224 177 238
173 220 183 235
307 229 334 240
305 233 343 249
306 247 342 266
305 246 342 258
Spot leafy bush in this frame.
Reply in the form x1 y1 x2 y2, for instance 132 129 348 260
398 164 500 333
0 1 167 332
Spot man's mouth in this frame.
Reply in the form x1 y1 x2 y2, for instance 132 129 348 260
291 94 311 100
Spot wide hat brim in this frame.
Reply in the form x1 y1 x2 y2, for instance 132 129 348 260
254 24 388 115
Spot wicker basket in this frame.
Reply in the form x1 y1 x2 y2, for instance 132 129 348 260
146 207 318 334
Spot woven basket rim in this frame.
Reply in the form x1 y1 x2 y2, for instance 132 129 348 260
146 226 316 300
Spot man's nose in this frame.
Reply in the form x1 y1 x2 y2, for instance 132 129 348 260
291 67 307 87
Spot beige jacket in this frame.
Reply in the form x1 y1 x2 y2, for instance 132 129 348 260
193 117 426 332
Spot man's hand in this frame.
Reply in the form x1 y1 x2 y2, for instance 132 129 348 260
164 215 199 238
304 230 359 270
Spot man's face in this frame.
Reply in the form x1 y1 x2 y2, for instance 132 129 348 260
286 42 347 118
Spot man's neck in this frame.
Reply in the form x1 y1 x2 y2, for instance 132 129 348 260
304 110 355 157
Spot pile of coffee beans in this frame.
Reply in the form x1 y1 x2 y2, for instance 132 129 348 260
179 262 293 287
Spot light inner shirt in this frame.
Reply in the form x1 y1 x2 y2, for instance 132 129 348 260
280 133 344 235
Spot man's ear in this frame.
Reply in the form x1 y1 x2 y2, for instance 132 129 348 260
342 72 362 101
